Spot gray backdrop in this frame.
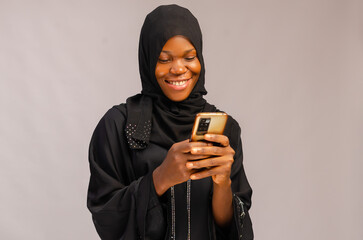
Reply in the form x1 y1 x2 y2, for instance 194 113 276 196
1 0 362 239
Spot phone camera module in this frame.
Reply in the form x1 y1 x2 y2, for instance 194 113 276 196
196 118 211 135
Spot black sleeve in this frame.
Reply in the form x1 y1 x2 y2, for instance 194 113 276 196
87 107 166 240
215 118 254 240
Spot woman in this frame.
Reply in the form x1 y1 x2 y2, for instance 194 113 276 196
87 4 253 240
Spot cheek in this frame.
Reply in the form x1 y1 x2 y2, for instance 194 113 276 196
155 64 169 79
188 60 201 75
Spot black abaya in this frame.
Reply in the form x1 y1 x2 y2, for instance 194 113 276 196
87 4 253 240
88 103 253 239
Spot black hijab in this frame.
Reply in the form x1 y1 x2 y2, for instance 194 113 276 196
126 4 216 150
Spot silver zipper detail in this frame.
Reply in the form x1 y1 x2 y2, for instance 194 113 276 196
170 180 192 240
233 194 245 239
187 179 191 240
171 186 175 239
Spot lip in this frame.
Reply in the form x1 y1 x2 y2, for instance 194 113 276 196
164 78 191 90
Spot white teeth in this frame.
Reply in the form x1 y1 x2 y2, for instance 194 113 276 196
169 80 187 86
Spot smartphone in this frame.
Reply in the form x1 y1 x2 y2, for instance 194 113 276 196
190 112 228 142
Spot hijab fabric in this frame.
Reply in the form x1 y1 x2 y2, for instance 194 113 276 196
126 4 216 150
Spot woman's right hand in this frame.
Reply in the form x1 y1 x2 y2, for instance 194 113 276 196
152 139 211 196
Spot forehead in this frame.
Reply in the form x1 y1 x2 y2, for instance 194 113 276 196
161 35 195 53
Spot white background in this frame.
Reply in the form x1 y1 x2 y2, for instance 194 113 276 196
1 0 362 239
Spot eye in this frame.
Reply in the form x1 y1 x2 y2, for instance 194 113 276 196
185 56 196 61
158 58 170 63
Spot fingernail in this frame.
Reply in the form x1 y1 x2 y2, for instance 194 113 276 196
186 162 193 168
205 134 211 138
190 174 197 180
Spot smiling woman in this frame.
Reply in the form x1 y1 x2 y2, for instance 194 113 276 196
155 35 201 102
87 4 253 240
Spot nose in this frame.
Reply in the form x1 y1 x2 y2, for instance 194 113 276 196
170 59 187 75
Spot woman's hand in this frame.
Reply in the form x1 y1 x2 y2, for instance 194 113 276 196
152 140 211 196
186 134 235 186
186 134 235 228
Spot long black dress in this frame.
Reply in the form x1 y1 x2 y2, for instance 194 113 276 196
87 4 253 240
87 96 253 240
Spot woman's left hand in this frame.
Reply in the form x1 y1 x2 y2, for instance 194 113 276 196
186 134 235 186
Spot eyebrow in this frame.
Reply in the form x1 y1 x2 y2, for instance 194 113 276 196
161 49 196 54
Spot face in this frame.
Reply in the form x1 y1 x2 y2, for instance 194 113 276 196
155 35 201 102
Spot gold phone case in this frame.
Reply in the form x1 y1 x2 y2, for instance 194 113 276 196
190 112 228 142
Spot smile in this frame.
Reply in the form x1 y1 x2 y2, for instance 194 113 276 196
165 78 191 90
166 79 188 85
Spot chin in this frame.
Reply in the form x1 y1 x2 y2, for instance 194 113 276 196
166 94 188 102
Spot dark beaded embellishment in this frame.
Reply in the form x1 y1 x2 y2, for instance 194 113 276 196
125 120 151 149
